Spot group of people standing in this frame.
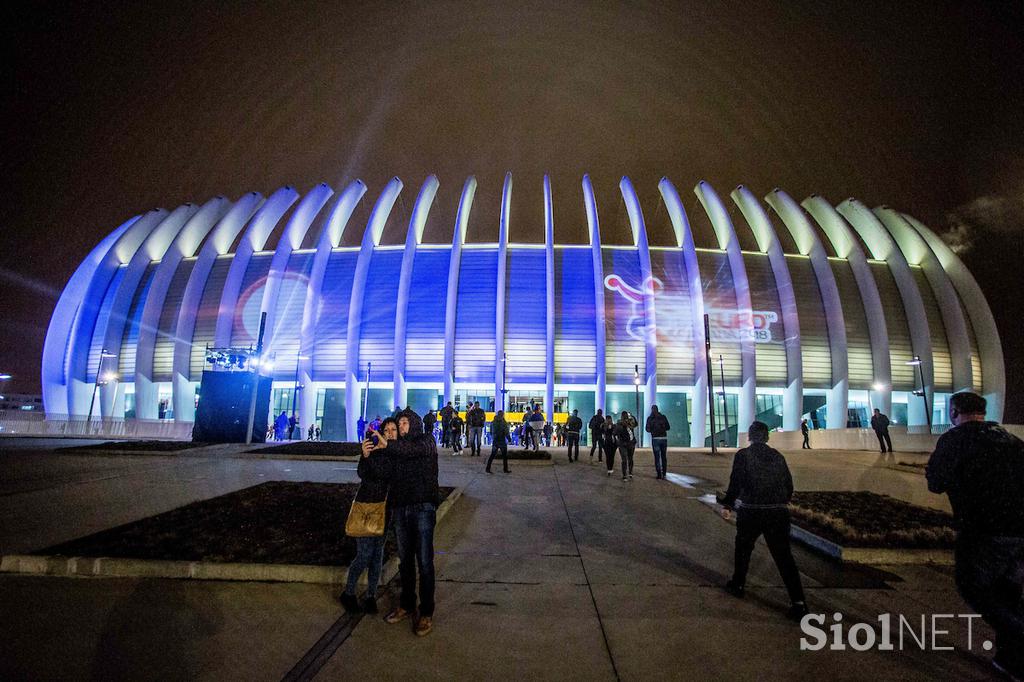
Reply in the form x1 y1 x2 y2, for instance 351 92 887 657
585 406 671 480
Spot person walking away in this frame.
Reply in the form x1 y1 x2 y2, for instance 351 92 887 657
344 417 399 614
528 406 545 451
602 415 617 476
614 411 638 481
315 425 321 441
589 409 605 462
288 413 298 440
565 409 583 463
423 410 437 444
486 410 511 474
439 402 455 448
382 409 440 637
449 412 464 455
275 411 289 441
800 419 811 449
721 421 808 621
308 423 315 441
467 401 486 456
870 408 893 453
521 411 531 449
646 405 671 479
543 421 553 448
926 391 1024 679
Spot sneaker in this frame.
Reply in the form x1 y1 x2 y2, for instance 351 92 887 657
384 606 412 624
607 470 612 476
340 592 361 614
362 596 378 614
724 581 745 599
486 468 492 474
629 474 633 480
415 615 433 637
622 476 628 481
787 602 810 622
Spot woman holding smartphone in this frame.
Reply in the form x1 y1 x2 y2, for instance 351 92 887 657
342 417 398 614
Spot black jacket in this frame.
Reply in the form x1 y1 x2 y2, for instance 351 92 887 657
870 414 890 433
424 412 437 430
468 406 486 427
566 416 583 433
450 415 464 434
612 418 636 446
440 405 455 421
589 415 604 432
356 449 392 503
721 443 794 511
601 422 617 445
491 418 510 446
926 421 1024 538
385 409 440 508
646 412 670 438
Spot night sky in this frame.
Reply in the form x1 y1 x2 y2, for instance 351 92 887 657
3 1 1022 420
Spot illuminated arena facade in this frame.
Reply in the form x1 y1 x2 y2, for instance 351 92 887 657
43 175 1004 446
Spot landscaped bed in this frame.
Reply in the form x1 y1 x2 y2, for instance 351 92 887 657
256 440 553 460
787 491 955 549
39 481 455 566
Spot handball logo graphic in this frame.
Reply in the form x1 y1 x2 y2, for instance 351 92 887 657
604 274 663 343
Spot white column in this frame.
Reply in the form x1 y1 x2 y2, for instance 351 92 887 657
394 176 440 408
494 172 512 410
171 193 263 422
802 195 892 416
442 177 478 406
732 187 803 432
544 176 556 424
619 177 657 429
694 181 756 438
583 175 607 416
345 178 404 441
659 178 709 447
766 190 849 430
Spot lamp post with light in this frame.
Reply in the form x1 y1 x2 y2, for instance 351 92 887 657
500 352 508 412
87 349 117 424
363 361 372 421
718 354 730 447
634 364 642 447
906 355 931 430
290 351 310 439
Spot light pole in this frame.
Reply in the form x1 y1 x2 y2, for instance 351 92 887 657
704 314 717 455
634 363 642 447
500 352 508 412
906 355 931 430
290 351 310 439
718 354 729 447
86 349 116 424
362 361 371 421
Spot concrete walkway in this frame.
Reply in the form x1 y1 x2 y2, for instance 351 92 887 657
0 440 999 680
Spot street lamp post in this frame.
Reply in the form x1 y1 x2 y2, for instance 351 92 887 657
718 354 730 447
362 361 371 421
704 314 717 455
500 352 508 412
906 355 931 431
634 364 642 447
290 351 310 439
86 349 116 424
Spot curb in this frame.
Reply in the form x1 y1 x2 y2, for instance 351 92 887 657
0 485 465 584
697 496 954 566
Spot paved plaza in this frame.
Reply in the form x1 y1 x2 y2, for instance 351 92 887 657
0 439 1001 681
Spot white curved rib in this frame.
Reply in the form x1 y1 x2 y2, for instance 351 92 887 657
837 198 934 427
43 215 139 416
134 197 231 419
732 186 803 431
297 181 368 428
394 176 440 408
494 172 512 410
694 181 756 438
802 195 892 416
659 178 709 447
345 178 404 440
66 209 167 416
620 176 657 428
874 207 972 393
766 189 849 430
442 177 478 406
212 187 300 348
899 212 1005 419
583 175 607 417
544 176 556 423
171 193 263 421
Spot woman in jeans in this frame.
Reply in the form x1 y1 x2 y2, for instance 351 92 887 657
342 417 398 614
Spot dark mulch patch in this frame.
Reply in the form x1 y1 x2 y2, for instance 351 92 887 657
787 491 955 549
253 441 363 457
490 448 552 460
65 440 206 452
39 481 455 566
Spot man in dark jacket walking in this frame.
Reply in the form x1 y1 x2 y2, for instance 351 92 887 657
613 411 638 481
486 410 511 474
721 421 808 621
646 405 671 479
467 401 486 456
800 419 811 449
870 408 893 453
423 409 437 443
439 402 455 448
382 408 440 637
565 409 583 462
926 392 1024 679
589 410 604 462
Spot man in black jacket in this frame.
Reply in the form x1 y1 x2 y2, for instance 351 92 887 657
870 408 893 453
382 408 440 637
423 409 437 443
589 409 604 462
439 402 455 448
720 421 808 621
926 392 1024 679
467 401 486 456
565 409 583 462
646 405 671 479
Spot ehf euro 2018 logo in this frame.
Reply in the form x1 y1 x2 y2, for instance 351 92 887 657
603 273 779 344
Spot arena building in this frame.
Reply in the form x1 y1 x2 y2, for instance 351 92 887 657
42 175 1004 446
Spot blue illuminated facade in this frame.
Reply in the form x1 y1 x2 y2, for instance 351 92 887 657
43 175 1004 445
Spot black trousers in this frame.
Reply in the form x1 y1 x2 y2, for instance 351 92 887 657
486 443 509 472
441 421 450 447
875 429 893 453
619 442 635 477
732 509 805 604
566 433 580 461
603 441 617 471
801 432 810 449
590 431 602 459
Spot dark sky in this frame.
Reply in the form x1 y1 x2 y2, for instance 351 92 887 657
3 0 1022 420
